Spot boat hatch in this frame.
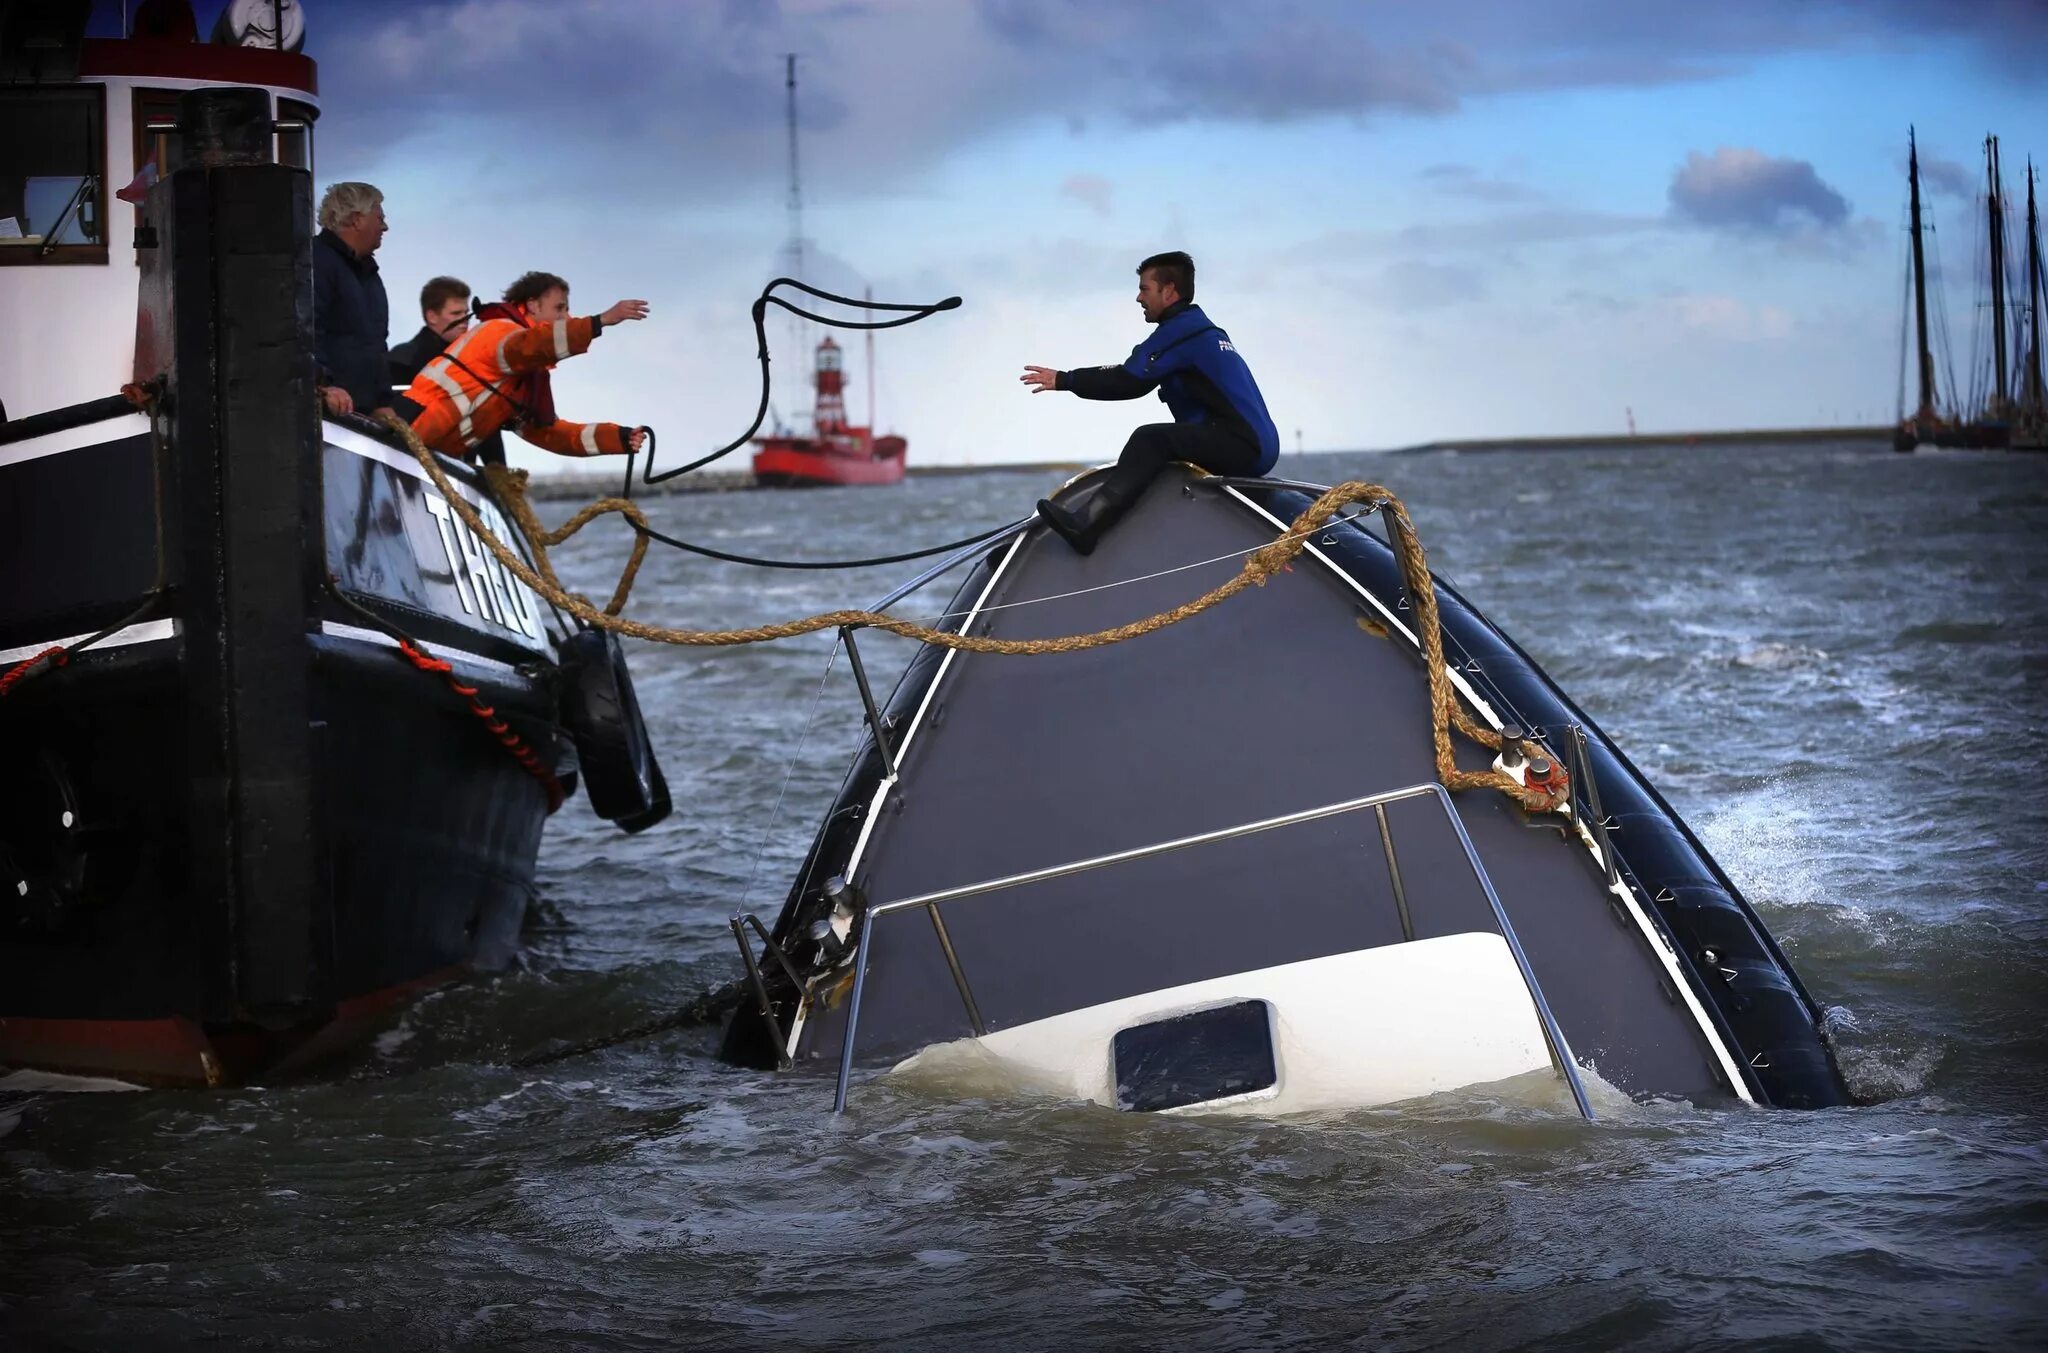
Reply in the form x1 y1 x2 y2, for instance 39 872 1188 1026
1111 999 1277 1113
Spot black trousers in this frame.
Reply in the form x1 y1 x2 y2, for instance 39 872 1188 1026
1100 421 1264 503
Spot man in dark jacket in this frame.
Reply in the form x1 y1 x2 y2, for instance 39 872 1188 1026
312 181 391 418
1021 251 1279 554
388 275 471 387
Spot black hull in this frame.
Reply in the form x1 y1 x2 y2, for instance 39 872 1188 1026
0 630 556 1083
0 412 572 1084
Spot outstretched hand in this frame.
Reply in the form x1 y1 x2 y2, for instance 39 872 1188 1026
601 299 651 326
1020 365 1059 394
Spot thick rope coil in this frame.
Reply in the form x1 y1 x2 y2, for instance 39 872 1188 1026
378 412 1564 812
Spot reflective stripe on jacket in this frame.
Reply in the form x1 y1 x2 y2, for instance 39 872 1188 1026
402 313 627 458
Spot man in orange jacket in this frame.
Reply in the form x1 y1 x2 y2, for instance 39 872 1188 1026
396 270 650 462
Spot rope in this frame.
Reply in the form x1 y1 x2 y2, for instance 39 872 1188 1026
635 518 1028 571
509 979 748 1068
379 412 1566 812
392 633 567 813
0 646 68 697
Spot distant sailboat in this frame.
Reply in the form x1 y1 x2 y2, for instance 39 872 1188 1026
1897 129 2048 451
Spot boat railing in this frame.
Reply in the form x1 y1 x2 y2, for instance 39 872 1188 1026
830 781 1596 1119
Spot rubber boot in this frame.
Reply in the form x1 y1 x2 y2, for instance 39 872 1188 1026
1035 487 1130 556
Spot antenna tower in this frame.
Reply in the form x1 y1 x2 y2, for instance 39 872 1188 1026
784 53 803 286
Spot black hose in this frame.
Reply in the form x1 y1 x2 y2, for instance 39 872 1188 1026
637 515 1027 570
637 278 960 486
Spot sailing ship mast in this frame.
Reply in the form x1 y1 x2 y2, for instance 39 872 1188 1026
2026 161 2045 417
1907 128 1938 437
1986 135 2011 418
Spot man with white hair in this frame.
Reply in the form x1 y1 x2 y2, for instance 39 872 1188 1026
313 181 391 418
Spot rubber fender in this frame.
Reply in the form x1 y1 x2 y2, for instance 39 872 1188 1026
557 628 672 833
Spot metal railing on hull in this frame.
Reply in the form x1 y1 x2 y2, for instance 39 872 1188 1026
826 781 1597 1120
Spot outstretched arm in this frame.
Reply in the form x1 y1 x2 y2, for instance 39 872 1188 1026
495 300 649 376
517 417 637 458
1020 363 1156 400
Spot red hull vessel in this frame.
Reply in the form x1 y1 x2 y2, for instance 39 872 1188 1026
752 335 908 486
754 433 906 486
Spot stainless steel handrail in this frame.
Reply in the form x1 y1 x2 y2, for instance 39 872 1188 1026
867 520 1032 614
833 782 1596 1119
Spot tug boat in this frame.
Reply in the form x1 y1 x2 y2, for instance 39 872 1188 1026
718 467 1852 1116
0 10 666 1084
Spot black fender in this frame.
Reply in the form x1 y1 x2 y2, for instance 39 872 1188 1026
557 628 672 833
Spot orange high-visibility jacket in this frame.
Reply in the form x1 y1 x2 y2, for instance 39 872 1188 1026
403 313 628 458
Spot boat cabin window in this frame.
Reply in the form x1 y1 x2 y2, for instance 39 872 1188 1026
0 85 108 265
277 98 316 172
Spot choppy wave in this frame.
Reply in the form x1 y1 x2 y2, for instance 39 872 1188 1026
6 442 2047 1350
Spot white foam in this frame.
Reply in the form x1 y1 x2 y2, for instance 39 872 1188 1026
0 1069 145 1093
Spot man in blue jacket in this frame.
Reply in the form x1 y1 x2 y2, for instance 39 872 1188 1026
1021 251 1279 553
312 181 392 419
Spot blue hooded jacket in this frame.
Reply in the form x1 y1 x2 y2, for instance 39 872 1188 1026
1120 303 1279 472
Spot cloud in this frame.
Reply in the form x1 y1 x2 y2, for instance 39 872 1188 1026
1667 147 1850 235
1375 259 1488 309
1060 173 1114 215
1915 150 1976 200
1418 163 1544 204
1664 293 1795 342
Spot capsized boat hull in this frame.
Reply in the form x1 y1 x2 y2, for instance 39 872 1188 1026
721 466 1849 1113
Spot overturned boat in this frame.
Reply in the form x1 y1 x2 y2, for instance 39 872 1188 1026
718 466 1851 1117
0 24 667 1084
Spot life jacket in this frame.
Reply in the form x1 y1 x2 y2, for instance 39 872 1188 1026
469 301 557 426
404 304 626 459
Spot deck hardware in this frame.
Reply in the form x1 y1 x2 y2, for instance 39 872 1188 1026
807 917 847 964
1701 947 1720 966
1568 725 1623 895
1373 802 1416 942
1719 967 1740 982
1750 1051 1772 1069
1654 887 1677 904
926 905 987 1037
840 626 897 777
729 911 810 1070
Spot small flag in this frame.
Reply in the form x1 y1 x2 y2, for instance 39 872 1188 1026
117 155 158 205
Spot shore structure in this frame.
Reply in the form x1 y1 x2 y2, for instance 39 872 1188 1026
0 12 667 1084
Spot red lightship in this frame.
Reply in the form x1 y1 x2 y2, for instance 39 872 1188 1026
751 335 907 486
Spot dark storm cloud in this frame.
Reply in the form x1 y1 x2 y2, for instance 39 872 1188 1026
152 0 2039 202
1667 148 1851 235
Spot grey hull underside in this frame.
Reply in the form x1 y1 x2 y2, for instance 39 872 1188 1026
792 468 1747 1108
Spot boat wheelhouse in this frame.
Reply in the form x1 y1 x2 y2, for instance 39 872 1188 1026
0 6 667 1085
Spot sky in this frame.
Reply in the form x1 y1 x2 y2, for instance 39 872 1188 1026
114 0 2048 469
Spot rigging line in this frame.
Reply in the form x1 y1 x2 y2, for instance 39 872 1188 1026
638 278 961 487
737 633 843 918
898 510 1374 625
637 515 1028 570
